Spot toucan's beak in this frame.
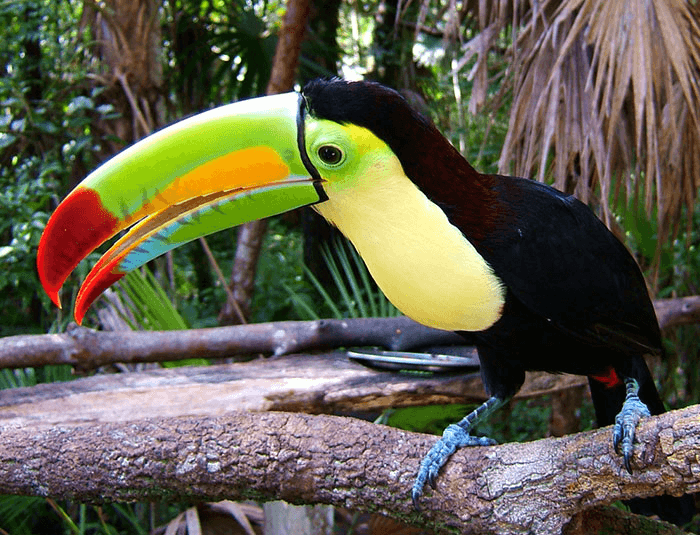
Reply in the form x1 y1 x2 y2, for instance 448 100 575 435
37 92 325 324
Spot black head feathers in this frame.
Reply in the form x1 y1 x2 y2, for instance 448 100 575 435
301 78 478 197
302 79 435 161
303 79 431 134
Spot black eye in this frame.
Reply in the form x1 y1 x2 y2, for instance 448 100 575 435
317 145 343 165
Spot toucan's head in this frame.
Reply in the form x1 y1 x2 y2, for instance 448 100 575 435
38 79 458 324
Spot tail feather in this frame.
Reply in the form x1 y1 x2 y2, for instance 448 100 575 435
587 364 695 526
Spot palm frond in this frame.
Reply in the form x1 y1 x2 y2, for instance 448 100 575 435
402 0 700 250
499 0 700 244
113 267 188 332
288 237 400 320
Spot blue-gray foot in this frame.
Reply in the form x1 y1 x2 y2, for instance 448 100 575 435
412 396 506 509
412 424 495 509
613 378 651 473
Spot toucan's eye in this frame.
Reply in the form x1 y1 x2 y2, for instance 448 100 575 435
317 145 343 165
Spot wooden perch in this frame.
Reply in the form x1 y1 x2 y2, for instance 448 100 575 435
1 299 699 532
0 352 693 533
0 317 464 371
1 403 698 534
655 295 700 330
2 296 699 372
0 352 586 428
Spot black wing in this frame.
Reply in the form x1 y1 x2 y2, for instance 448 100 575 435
473 176 661 355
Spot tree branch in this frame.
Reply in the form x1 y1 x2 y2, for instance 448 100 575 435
1 406 698 534
655 295 700 330
0 353 587 428
3 295 699 371
0 317 465 371
2 299 698 531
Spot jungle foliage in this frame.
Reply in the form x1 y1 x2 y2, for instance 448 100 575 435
2 0 700 532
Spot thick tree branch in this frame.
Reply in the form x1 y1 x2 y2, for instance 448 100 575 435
1 406 698 534
2 298 698 531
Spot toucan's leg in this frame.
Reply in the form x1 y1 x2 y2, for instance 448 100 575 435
613 377 651 473
411 396 507 509
411 344 523 509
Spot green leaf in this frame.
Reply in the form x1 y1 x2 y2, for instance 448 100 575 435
10 117 25 131
0 133 16 148
66 95 94 114
290 236 399 320
113 267 206 367
33 120 59 134
95 103 114 115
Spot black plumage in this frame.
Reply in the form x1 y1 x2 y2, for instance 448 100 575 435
304 79 694 525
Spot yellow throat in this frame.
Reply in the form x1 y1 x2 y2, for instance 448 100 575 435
309 122 505 332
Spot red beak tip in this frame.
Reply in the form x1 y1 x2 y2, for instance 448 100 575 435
37 186 121 313
46 290 62 309
74 268 126 327
73 295 92 327
74 310 85 326
73 296 91 326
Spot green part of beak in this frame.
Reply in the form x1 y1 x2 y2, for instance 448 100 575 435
37 90 327 323
85 92 311 219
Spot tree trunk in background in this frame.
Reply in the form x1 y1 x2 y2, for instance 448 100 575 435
266 0 311 95
305 0 342 78
81 0 165 153
219 0 312 325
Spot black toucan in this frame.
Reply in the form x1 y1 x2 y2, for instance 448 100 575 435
37 79 693 524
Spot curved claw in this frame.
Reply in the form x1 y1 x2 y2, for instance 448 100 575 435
411 491 422 512
613 379 651 474
612 422 622 452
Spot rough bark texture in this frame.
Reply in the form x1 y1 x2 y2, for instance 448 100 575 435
1 407 698 534
0 352 588 429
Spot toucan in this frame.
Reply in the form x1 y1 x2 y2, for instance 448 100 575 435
37 79 693 524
